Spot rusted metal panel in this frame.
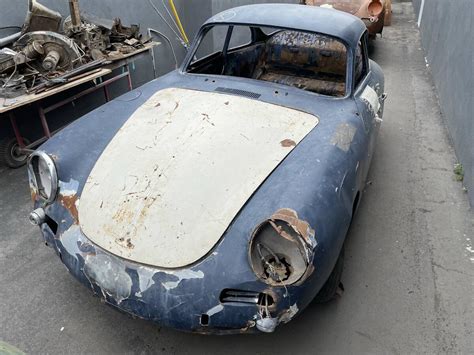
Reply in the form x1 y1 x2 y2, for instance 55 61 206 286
304 0 389 36
79 88 319 268
259 72 345 97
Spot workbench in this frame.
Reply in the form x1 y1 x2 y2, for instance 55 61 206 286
0 42 157 168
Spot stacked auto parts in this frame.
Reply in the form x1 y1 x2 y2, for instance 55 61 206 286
0 0 146 98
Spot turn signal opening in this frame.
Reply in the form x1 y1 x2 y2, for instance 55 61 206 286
200 314 209 326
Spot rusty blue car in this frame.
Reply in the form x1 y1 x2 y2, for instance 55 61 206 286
27 4 386 334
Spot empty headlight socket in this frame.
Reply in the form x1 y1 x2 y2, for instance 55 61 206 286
248 209 316 286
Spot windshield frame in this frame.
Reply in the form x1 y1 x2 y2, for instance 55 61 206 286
181 23 356 99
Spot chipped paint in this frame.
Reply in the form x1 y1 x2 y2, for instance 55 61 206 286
278 303 299 323
206 304 224 316
331 123 357 152
58 179 80 222
83 253 132 303
58 194 79 222
161 270 204 290
135 266 156 297
360 85 381 114
59 178 79 196
280 139 296 147
271 208 317 248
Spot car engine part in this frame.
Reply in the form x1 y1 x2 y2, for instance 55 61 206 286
14 31 82 72
22 0 62 34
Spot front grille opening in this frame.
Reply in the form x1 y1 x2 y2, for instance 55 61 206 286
257 292 274 307
219 289 274 306
200 313 209 326
45 214 58 235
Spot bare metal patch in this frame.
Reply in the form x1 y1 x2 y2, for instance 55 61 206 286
83 254 132 303
331 123 357 152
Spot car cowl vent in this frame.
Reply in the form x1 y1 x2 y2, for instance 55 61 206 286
214 87 261 99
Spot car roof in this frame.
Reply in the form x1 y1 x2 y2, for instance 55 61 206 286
204 4 366 48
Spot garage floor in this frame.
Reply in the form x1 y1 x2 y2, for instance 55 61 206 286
0 3 472 354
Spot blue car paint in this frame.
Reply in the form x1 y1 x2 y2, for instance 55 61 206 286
30 4 385 334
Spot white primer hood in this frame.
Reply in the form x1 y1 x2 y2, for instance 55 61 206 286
78 88 318 268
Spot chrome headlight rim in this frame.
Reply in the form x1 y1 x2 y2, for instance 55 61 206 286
27 151 58 205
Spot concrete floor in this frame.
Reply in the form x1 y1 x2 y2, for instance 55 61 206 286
0 3 472 354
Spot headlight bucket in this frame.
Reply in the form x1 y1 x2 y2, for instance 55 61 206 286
249 210 316 286
368 0 383 17
27 151 58 205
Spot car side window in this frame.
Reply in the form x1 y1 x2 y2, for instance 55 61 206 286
228 26 252 50
193 26 228 63
355 34 369 88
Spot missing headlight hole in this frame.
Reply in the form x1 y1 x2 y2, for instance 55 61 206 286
45 214 58 235
249 214 313 286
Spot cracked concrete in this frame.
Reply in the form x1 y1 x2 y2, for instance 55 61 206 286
0 3 472 354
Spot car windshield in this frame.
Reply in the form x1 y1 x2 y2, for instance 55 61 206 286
186 25 348 97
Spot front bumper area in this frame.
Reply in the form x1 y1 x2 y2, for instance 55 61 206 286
38 220 305 334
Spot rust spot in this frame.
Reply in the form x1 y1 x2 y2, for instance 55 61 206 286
30 188 38 203
58 194 79 222
112 205 135 224
280 139 296 148
240 320 256 333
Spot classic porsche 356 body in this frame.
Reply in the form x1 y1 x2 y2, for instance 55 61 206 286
27 4 386 334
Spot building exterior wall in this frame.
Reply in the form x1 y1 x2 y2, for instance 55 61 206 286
415 0 473 205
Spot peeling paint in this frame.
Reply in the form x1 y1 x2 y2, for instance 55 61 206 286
58 179 80 222
161 270 204 290
206 304 224 316
135 266 156 297
360 85 380 114
59 178 79 196
83 253 132 303
278 303 299 323
271 208 317 248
